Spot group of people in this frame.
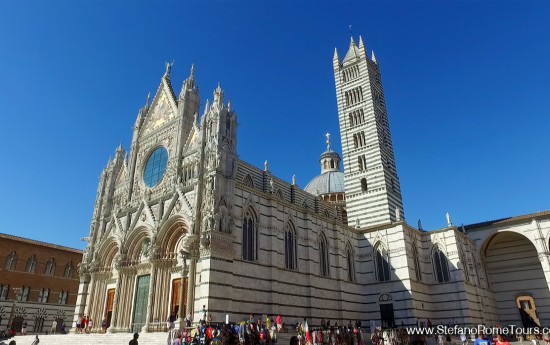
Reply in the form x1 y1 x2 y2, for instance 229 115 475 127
163 313 284 345
293 319 365 345
75 315 93 334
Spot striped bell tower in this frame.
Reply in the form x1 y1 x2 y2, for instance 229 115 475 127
333 36 404 227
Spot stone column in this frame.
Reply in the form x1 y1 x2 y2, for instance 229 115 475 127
71 268 91 334
177 251 190 328
142 262 157 333
185 257 197 324
107 274 122 333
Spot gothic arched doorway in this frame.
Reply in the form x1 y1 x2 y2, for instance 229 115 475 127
483 232 550 326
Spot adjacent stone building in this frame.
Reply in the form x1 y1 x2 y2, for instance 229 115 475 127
74 36 550 334
0 233 82 334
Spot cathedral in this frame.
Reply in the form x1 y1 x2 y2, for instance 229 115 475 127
74 36 550 333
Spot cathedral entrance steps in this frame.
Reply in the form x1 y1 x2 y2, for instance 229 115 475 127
12 332 169 345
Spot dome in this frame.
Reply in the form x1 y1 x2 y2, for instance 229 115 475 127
305 132 346 197
304 171 345 196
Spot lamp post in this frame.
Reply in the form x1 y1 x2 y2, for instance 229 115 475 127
7 287 23 333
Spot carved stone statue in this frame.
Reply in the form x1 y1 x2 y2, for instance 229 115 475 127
395 207 401 221
213 210 222 232
200 232 210 248
141 240 151 258
446 212 452 227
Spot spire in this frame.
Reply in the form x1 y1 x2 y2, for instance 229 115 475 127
358 35 365 49
213 82 224 106
146 92 151 108
115 142 124 159
186 64 195 89
343 36 361 64
204 99 210 114
371 50 377 63
333 47 340 64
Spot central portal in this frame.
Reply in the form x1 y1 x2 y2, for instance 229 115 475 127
132 274 150 333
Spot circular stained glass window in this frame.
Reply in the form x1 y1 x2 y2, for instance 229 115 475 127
143 147 168 188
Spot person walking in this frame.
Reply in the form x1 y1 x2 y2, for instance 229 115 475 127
276 315 282 332
51 320 57 334
129 333 139 345
21 321 27 336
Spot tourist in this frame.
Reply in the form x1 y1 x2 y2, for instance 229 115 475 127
88 318 94 333
276 314 282 332
31 335 39 345
495 334 510 345
290 335 299 345
51 319 57 334
21 321 27 336
76 315 82 334
474 332 491 345
460 333 468 345
172 331 182 345
101 318 107 333
129 332 139 345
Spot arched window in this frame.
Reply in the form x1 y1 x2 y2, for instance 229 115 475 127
412 244 422 282
374 243 391 282
58 290 69 305
64 262 74 278
45 258 56 276
242 208 257 261
346 244 355 282
284 222 297 270
459 247 470 283
358 157 363 171
360 178 367 192
433 246 450 283
38 288 49 303
243 174 254 188
0 284 10 300
26 255 37 273
319 233 330 277
4 251 17 270
20 286 30 302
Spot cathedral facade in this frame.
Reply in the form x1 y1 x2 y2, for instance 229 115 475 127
74 37 550 333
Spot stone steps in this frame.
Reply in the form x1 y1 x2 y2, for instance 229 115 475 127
11 331 318 345
13 332 169 345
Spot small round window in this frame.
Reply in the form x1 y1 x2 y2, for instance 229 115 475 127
143 147 168 188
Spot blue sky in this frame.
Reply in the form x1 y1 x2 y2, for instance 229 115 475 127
1 1 549 250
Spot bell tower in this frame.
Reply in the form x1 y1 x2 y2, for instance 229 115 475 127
333 36 404 227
